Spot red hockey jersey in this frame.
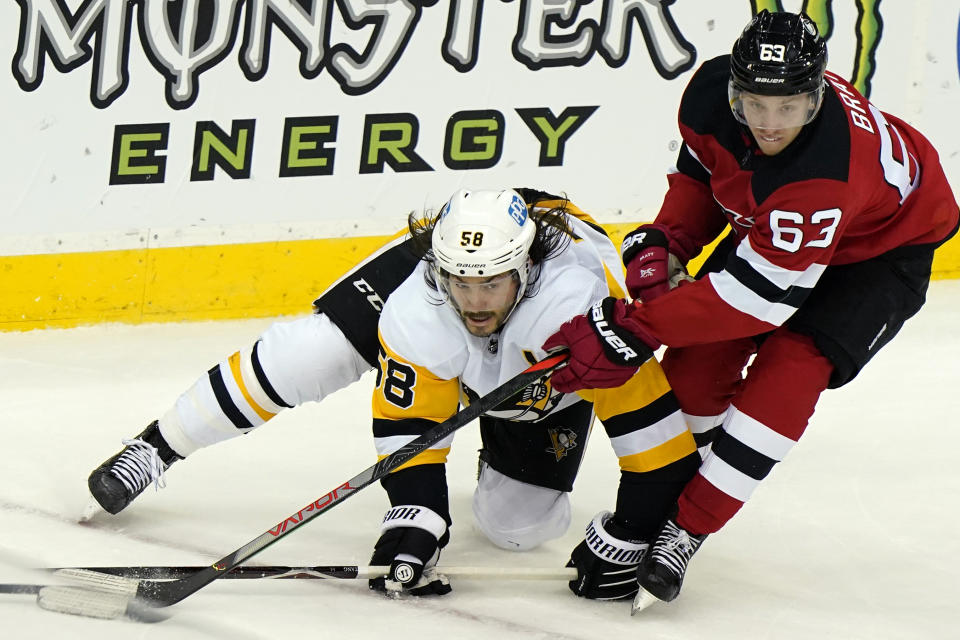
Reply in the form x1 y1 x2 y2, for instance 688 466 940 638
630 55 959 347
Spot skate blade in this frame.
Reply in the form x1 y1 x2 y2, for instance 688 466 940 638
78 498 103 523
630 586 660 616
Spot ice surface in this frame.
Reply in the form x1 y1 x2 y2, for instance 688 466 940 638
2 281 959 639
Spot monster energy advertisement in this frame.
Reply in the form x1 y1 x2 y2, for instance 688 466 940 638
1 0 957 248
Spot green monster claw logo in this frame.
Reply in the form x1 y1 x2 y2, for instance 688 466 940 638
751 0 883 97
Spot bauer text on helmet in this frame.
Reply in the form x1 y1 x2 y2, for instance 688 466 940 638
728 10 827 155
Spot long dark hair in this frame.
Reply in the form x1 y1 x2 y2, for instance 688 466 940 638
408 189 574 301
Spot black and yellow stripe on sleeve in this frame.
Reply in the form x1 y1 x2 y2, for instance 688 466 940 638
535 198 627 299
579 358 696 472
372 336 461 471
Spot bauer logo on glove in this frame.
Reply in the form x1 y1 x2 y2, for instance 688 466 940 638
589 299 643 365
621 230 653 256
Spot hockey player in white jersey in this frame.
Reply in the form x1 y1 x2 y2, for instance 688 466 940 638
85 187 617 520
366 188 700 597
86 187 699 604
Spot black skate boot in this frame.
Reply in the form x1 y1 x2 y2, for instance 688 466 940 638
87 421 182 514
631 517 707 613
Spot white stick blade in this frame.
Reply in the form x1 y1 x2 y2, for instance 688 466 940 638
37 586 130 620
54 568 140 596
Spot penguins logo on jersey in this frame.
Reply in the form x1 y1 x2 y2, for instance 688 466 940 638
546 427 578 461
460 351 564 421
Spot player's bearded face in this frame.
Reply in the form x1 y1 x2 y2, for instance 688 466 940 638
739 92 811 155
444 271 521 337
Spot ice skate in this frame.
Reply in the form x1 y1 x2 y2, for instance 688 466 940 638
86 421 181 515
631 517 706 614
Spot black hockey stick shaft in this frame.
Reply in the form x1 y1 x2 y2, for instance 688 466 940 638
0 565 577 596
6 563 576 584
0 568 351 594
131 352 568 609
0 584 41 595
53 565 369 580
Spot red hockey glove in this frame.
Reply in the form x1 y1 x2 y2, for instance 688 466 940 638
621 225 693 302
543 297 658 393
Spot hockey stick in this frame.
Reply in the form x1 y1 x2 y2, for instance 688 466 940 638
36 352 568 619
0 564 576 595
41 564 578 581
0 584 41 595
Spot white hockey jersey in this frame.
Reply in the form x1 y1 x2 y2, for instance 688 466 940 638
372 200 695 476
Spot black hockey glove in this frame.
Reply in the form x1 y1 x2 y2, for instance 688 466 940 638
368 505 452 597
566 510 649 600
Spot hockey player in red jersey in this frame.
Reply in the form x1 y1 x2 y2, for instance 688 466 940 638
543 10 959 611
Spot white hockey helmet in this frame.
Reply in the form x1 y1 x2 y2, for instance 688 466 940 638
431 188 536 303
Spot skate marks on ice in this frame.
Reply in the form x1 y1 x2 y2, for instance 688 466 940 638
0 497 223 559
